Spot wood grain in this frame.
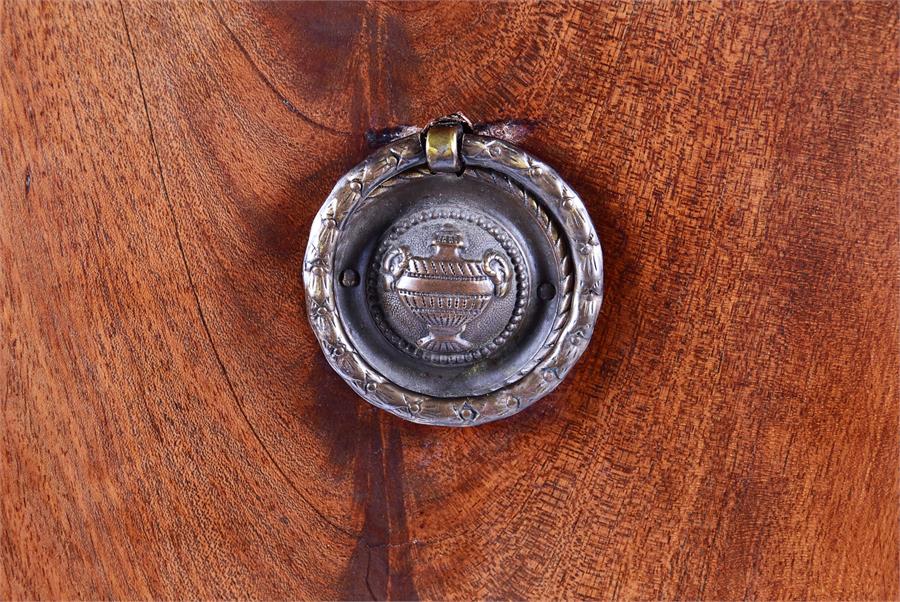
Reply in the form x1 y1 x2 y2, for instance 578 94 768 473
1 1 897 599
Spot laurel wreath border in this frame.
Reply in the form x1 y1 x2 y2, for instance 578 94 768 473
303 134 604 426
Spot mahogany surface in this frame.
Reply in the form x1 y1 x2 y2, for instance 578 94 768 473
1 1 897 599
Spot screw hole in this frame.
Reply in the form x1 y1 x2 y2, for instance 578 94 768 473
538 283 556 301
340 269 360 288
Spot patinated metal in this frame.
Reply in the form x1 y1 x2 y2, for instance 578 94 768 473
424 122 464 173
303 115 604 426
379 222 513 355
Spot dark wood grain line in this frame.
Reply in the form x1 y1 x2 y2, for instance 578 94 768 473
210 2 351 137
2 0 896 598
117 0 352 539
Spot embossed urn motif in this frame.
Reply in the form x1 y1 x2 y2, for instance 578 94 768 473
381 224 512 353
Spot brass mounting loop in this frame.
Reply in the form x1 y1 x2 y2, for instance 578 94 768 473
424 123 464 174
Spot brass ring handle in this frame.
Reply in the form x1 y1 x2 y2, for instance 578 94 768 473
303 114 603 426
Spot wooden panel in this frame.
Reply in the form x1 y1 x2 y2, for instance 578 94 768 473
1 1 897 599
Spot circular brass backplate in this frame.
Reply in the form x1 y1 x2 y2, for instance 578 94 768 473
303 118 603 426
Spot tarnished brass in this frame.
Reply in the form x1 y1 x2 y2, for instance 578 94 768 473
303 114 604 426
424 123 463 173
381 224 511 353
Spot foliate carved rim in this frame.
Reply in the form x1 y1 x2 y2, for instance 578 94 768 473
303 133 604 426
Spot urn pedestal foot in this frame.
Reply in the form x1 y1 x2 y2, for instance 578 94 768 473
417 325 472 352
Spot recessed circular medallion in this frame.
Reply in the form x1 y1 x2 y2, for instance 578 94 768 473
303 115 604 426
369 208 528 366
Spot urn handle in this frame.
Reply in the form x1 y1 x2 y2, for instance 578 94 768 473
381 245 410 291
482 250 511 298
